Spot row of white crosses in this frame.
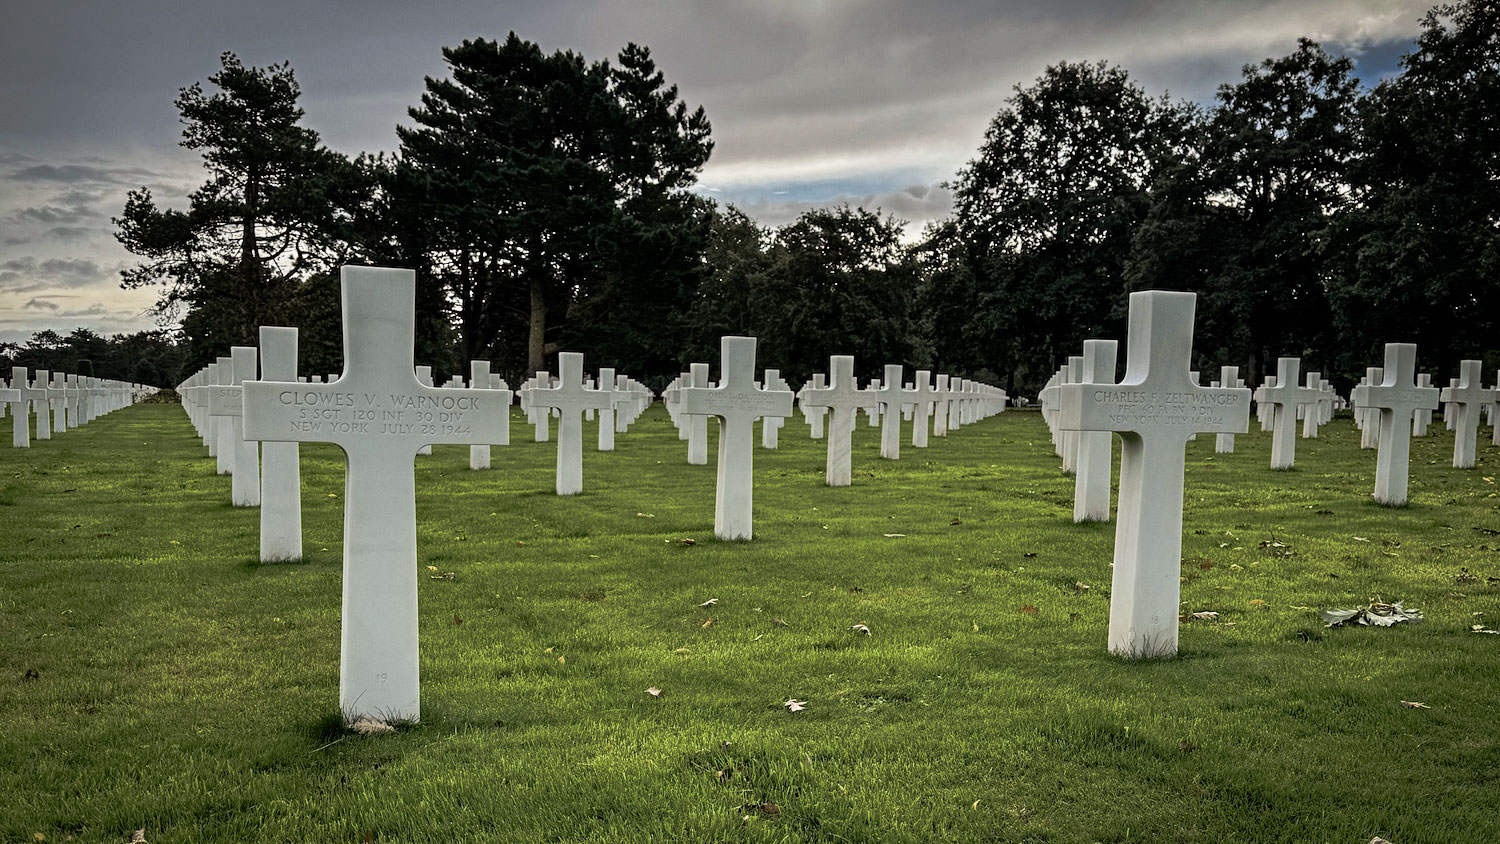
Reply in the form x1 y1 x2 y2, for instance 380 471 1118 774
1349 356 1498 477
1037 330 1494 657
3 368 146 447
662 360 1007 488
1056 290 1252 659
179 334 659 510
174 267 657 722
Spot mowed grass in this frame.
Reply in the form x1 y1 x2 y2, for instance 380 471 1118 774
2 402 1498 844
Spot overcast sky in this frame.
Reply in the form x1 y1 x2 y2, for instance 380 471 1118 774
0 0 1433 345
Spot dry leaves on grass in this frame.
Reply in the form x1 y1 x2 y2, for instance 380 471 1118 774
784 699 807 712
850 623 871 636
1321 601 1423 628
129 831 146 844
742 802 780 817
646 687 662 698
1400 701 1430 709
1018 604 1038 616
350 718 394 736
698 598 719 608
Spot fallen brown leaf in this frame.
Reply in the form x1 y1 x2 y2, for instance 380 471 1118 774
350 718 394 736
1400 700 1430 709
1018 604 1038 616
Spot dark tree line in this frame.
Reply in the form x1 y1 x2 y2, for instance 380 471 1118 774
104 1 1498 393
1 329 187 386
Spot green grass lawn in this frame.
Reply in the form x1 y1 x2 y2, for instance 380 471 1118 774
2 402 1498 844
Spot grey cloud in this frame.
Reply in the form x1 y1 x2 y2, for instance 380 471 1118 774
0 257 111 292
39 258 104 279
16 205 101 225
728 183 954 237
45 226 94 242
11 164 123 183
54 188 110 205
23 298 61 312
55 304 113 319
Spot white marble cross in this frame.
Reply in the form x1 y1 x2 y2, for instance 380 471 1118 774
932 374 951 437
686 362 710 464
1258 357 1317 470
1413 373 1434 436
909 370 939 447
611 374 635 434
1074 340 1117 523
799 355 878 486
952 378 972 431
1441 360 1496 469
760 369 786 448
1062 357 1084 472
66 374 84 432
1056 290 1250 658
679 336 794 539
258 326 303 561
1350 343 1438 505
1360 367 1384 449
212 357 235 473
1214 366 1240 453
801 373 828 439
31 369 54 440
596 367 620 451
527 352 612 494
872 365 914 459
1300 371 1323 438
1254 375 1276 432
48 373 69 433
9 368 47 447
241 266 509 723
210 346 261 507
466 361 511 467
470 361 492 469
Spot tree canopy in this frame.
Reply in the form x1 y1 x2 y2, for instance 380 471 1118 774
98 2 1500 392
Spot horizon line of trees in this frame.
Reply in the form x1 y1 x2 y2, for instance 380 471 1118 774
8 0 1497 394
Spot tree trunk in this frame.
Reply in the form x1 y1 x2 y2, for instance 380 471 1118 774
528 274 548 376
